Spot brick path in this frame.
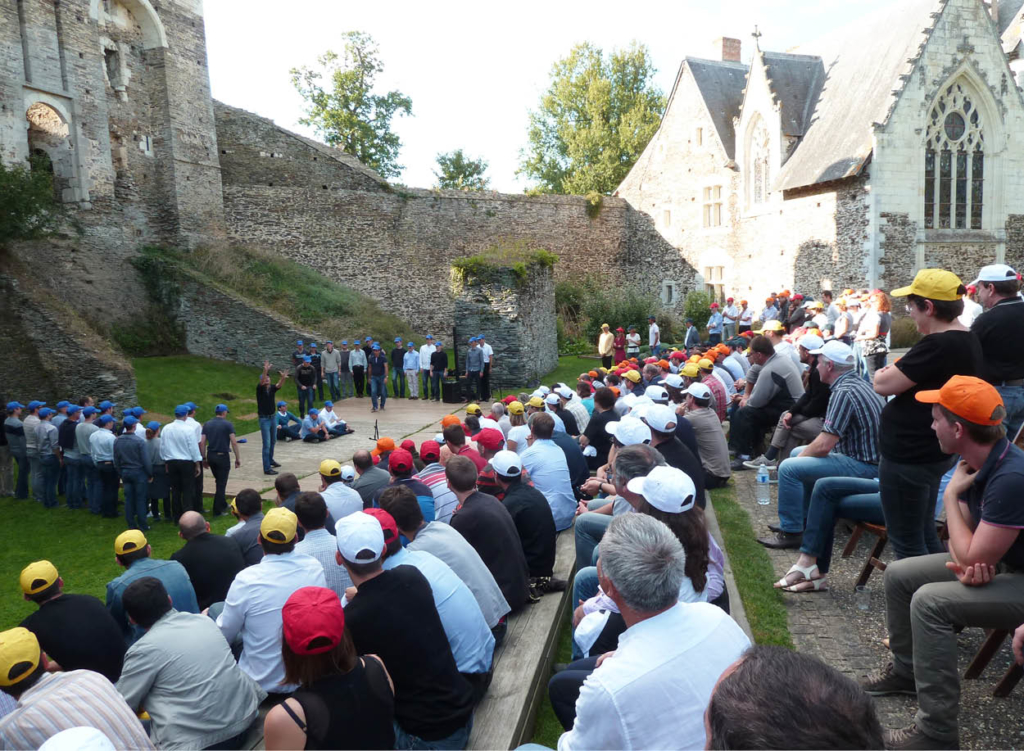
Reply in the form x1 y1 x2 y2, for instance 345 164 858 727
731 471 1023 749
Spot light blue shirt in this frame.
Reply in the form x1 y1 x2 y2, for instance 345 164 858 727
519 438 576 531
707 311 723 334
721 356 744 382
300 414 323 438
383 547 494 674
348 348 367 369
403 350 420 370
89 428 116 462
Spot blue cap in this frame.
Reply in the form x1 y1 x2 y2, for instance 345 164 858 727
123 415 139 427
308 409 319 416
354 339 361 345
469 336 476 342
310 343 317 348
297 340 303 346
174 405 189 417
97 414 115 425
82 406 99 417
98 400 115 410
372 341 380 346
146 421 160 430
324 400 333 407
426 334 433 339
407 341 414 346
277 400 287 408
303 355 312 362
341 340 348 345
395 337 402 343
478 334 485 339
185 402 198 411
6 401 25 410
326 341 333 345
38 408 55 418
215 403 229 413
372 343 381 350
67 405 82 415
56 400 70 409
130 407 146 416
27 401 45 410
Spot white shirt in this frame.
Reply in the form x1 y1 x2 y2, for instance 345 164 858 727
160 419 203 462
558 602 750 751
739 307 754 325
481 342 493 364
519 438 576 531
722 304 739 323
648 322 660 347
477 417 502 432
774 340 801 368
507 424 531 454
419 343 436 369
497 415 512 437
321 408 344 428
295 528 352 599
185 416 202 444
958 296 983 328
320 482 363 522
89 428 116 462
216 550 326 692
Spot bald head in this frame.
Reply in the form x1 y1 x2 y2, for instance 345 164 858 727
352 449 373 472
178 511 208 540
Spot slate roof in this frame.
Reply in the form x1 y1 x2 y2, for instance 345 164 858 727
686 58 749 160
761 52 826 138
1000 0 1024 52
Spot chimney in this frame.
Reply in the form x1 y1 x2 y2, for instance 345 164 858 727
714 37 742 62
989 0 1000 23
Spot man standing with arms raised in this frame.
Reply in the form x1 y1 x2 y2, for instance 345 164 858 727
256 361 287 477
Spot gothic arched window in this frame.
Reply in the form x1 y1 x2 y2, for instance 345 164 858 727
748 117 770 206
924 81 984 230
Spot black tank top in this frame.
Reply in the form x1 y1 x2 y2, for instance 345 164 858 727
289 657 395 750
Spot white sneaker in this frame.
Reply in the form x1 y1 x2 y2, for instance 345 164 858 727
742 454 778 470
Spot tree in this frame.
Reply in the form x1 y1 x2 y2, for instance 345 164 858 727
519 41 665 196
290 32 412 179
0 156 67 248
434 149 490 190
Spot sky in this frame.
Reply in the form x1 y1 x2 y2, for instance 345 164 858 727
204 0 895 193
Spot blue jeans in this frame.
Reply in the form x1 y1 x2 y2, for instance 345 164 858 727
431 373 443 401
995 384 1024 441
298 387 315 416
64 455 82 508
339 371 354 398
570 566 601 659
38 454 60 508
800 477 885 574
122 469 150 529
12 452 29 499
421 370 432 400
393 716 472 750
370 375 387 409
28 454 42 502
391 369 405 398
258 416 277 472
325 371 341 401
575 508 613 570
776 453 879 533
80 455 100 512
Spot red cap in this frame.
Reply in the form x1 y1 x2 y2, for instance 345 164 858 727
282 587 344 655
710 302 719 308
616 326 625 332
400 439 415 452
501 395 517 405
389 448 414 473
726 297 734 302
475 428 505 452
372 454 380 465
420 440 441 461
364 508 399 544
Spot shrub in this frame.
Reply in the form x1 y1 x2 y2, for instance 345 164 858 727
683 290 713 332
584 191 603 219
581 287 660 342
451 239 557 286
889 316 922 349
0 156 69 248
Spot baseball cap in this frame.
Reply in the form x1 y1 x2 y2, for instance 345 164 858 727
303 355 312 362
98 401 115 410
916 375 1005 426
475 428 505 452
215 404 229 414
364 508 400 549
372 343 381 350
538 386 551 396
644 385 669 403
97 414 114 426
282 587 344 655
605 416 652 445
6 401 25 410
122 415 138 427
354 339 361 345
556 386 574 400
709 302 719 308
491 450 523 478
623 369 641 383
685 382 712 400
324 401 334 408
276 400 287 408
420 440 441 461
626 465 697 514
26 400 45 410
890 268 964 301
527 396 545 409
644 404 678 432
308 409 319 417
146 420 160 431
407 341 415 346
38 408 54 418
400 439 416 452
340 465 355 481
544 393 560 407
67 405 82 415
761 320 785 332
681 363 699 378
296 340 303 346
320 459 342 477
374 437 395 454
395 337 403 343
115 530 147 555
309 343 318 349
0 628 40 687
507 400 525 415
20 561 58 595
389 449 414 473
797 333 825 351
341 340 348 345
442 414 461 428
56 401 70 409
810 340 854 365
261 507 299 543
466 403 482 416
698 358 714 370
335 511 385 564
970 263 1019 287
326 341 333 345
82 406 99 417
663 373 684 389
426 334 434 339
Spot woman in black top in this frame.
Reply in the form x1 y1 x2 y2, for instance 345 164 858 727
856 290 893 382
264 587 395 751
876 271 982 559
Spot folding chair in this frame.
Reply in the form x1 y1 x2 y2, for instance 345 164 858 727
964 628 1023 697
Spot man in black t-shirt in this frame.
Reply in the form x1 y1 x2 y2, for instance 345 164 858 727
256 361 288 476
18 560 126 682
430 342 449 403
579 387 616 470
201 405 240 517
491 451 560 587
336 512 474 748
970 263 1024 438
170 511 245 610
643 404 706 509
308 343 324 401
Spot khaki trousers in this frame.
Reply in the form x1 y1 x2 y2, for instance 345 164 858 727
769 414 824 461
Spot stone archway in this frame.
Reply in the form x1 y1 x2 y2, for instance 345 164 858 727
26 102 77 202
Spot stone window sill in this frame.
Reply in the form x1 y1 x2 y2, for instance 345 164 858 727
921 229 1003 244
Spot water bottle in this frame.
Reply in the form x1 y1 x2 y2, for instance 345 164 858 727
755 464 771 505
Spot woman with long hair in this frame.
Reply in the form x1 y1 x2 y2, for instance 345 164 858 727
855 290 893 382
505 402 530 453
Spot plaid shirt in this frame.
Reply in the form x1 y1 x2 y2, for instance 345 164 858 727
821 370 884 464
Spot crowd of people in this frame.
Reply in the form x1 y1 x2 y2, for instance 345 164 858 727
2 264 1024 750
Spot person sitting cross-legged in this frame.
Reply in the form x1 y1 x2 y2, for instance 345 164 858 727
116 577 265 750
275 401 302 442
300 409 329 443
320 401 354 438
860 376 1024 750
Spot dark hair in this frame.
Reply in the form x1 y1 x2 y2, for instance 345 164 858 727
907 292 965 322
748 335 774 356
445 455 478 492
464 415 480 434
1 660 44 698
379 485 424 531
690 394 712 409
281 629 358 687
938 404 1006 444
260 535 296 555
343 558 382 578
822 289 833 300
984 278 1020 297
116 547 150 567
321 473 341 486
707 645 884 750
122 577 172 629
235 488 263 517
384 536 402 558
605 373 621 387
636 500 709 592
26 580 60 604
530 412 555 439
442 423 466 447
295 492 328 530
594 387 616 410
274 473 300 497
352 450 373 470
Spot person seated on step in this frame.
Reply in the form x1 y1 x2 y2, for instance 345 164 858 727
299 409 329 443
370 449 435 522
861 376 1024 751
757 341 883 559
319 401 354 438
274 401 301 442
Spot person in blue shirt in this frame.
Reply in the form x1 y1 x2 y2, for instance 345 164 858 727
707 303 724 345
403 341 421 400
274 401 301 441
300 409 329 443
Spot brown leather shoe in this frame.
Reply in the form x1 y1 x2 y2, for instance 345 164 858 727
884 724 958 750
756 530 802 549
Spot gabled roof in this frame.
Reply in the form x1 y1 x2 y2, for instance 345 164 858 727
1000 0 1024 51
686 58 748 160
761 52 825 138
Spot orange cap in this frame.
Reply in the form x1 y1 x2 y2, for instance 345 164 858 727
915 375 1004 426
588 370 599 378
658 359 670 369
441 415 461 428
374 437 396 453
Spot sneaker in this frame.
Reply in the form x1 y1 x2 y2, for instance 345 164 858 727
730 457 752 471
743 454 777 470
861 662 917 696
883 724 958 750
756 530 803 549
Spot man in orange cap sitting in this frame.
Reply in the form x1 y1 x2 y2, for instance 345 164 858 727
861 376 1024 750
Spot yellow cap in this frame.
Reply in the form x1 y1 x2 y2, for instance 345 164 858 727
681 363 700 378
761 319 785 332
0 628 40 687
20 561 58 595
688 354 701 363
623 370 641 383
890 269 964 302
527 396 545 408
230 498 238 514
466 403 482 416
319 459 341 477
698 358 714 370
115 530 148 556
260 507 298 543
508 401 525 415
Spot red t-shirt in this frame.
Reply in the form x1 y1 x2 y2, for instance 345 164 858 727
457 445 487 472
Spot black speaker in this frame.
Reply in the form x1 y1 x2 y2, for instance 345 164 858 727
442 380 462 403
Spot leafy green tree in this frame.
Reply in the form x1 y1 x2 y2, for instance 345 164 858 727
519 41 665 195
290 32 412 179
0 156 66 248
434 149 490 190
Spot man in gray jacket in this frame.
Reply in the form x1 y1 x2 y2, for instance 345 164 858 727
465 337 484 402
114 417 153 531
729 335 805 469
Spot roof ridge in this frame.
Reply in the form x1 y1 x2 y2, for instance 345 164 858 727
684 56 748 69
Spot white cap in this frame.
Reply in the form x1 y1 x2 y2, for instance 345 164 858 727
434 432 445 443
530 390 544 399
644 404 678 433
605 416 652 445
684 382 712 400
340 465 355 481
478 417 501 431
621 392 639 408
593 380 606 389
491 450 523 478
797 333 824 351
663 373 684 389
810 340 855 365
971 263 1018 286
557 382 569 390
335 511 385 564
40 728 116 751
626 465 697 514
556 386 574 400
538 386 551 396
544 393 561 406
644 385 669 403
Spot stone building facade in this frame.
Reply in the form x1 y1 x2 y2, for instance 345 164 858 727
617 0 1024 301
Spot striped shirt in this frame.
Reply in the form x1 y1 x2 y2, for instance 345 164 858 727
0 670 154 749
417 462 459 524
821 370 884 464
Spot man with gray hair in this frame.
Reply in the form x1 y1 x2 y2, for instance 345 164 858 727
553 514 749 750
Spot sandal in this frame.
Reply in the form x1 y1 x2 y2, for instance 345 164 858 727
773 562 823 590
782 577 829 593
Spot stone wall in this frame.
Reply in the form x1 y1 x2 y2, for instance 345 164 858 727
450 265 557 390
